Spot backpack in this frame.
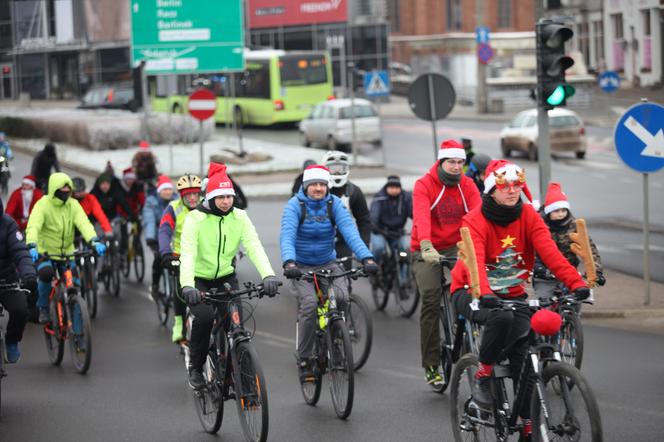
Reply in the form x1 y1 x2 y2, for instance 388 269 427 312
298 199 335 227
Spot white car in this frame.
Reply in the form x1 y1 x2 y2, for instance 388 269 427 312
298 98 382 151
499 108 587 160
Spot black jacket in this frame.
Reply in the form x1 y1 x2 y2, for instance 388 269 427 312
0 198 36 283
369 185 412 238
330 181 371 249
91 177 135 221
30 144 61 190
229 176 247 210
291 173 304 196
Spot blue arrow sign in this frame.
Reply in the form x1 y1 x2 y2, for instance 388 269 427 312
614 102 664 173
364 70 390 98
476 26 490 45
598 71 620 93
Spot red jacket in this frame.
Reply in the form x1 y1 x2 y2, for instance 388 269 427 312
411 163 481 252
451 203 587 298
78 193 112 233
5 187 43 230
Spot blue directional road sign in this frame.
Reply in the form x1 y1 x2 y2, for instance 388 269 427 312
614 102 664 173
478 43 494 64
476 26 490 44
364 70 390 98
598 71 620 93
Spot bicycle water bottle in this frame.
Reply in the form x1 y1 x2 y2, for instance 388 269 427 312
318 300 330 330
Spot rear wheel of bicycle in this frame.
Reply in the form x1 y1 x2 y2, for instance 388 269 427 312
370 274 389 311
193 354 224 434
396 269 420 318
328 319 354 419
44 294 65 366
134 241 145 283
110 248 121 297
438 343 453 394
155 285 170 326
531 362 602 442
84 260 98 319
234 341 269 442
450 353 496 442
68 294 92 374
120 247 130 278
558 312 584 370
347 295 372 371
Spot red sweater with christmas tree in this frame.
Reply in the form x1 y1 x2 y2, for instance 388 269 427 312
451 203 586 298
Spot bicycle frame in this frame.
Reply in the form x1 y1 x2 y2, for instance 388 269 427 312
43 261 78 341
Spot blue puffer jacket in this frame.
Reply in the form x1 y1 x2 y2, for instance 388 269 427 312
142 193 178 242
280 190 373 266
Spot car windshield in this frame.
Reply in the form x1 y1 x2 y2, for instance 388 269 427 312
550 115 581 127
509 113 530 127
279 54 327 86
340 105 377 119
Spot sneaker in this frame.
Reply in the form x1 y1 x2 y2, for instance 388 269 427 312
188 367 206 390
424 366 445 391
5 342 20 363
38 307 50 324
171 315 184 343
471 376 493 408
298 359 315 383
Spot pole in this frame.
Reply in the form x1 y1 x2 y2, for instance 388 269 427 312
168 109 173 174
140 61 150 142
537 107 551 200
643 172 651 305
475 0 487 114
349 62 358 164
199 120 204 177
377 102 388 167
427 74 438 159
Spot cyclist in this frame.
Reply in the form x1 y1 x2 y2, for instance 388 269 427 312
280 165 378 381
321 151 371 267
533 182 605 300
143 175 178 298
72 177 113 236
5 175 43 231
411 139 481 391
25 172 106 324
179 162 279 390
158 173 202 343
30 143 61 192
0 131 13 160
0 197 37 363
369 175 412 283
465 153 492 193
90 172 137 225
291 159 316 196
117 167 146 253
450 160 589 441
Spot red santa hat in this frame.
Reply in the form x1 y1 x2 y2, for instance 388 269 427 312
543 182 570 215
22 175 37 188
302 165 331 189
437 139 466 161
122 167 136 181
139 140 150 149
205 162 236 201
483 159 533 202
156 175 174 194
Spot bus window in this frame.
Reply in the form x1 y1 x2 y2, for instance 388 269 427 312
235 60 271 99
279 54 327 86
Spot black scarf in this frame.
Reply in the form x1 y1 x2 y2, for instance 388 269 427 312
201 199 234 217
481 194 522 226
545 211 574 232
438 165 461 186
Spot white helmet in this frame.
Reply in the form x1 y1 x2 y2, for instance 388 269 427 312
322 150 350 188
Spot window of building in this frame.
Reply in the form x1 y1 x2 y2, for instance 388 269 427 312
98 48 131 83
642 9 651 36
578 22 590 70
611 14 623 39
283 29 313 50
446 0 462 31
642 9 652 71
387 0 400 32
593 20 604 63
498 0 512 29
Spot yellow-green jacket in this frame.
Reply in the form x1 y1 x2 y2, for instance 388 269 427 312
26 172 97 256
180 205 274 288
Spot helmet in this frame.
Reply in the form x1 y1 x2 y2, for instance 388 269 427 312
176 174 202 193
72 177 86 193
322 150 350 188
470 153 491 174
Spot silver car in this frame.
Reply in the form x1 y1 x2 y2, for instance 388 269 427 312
299 98 382 151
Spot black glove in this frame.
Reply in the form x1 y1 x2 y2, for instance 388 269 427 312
533 264 548 279
22 275 37 293
574 287 591 301
161 253 178 269
595 272 606 287
362 258 379 275
283 261 302 279
146 239 158 253
182 286 201 305
262 275 280 297
479 294 500 309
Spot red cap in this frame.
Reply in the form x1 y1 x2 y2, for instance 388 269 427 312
156 175 174 194
122 167 136 180
139 140 150 149
437 139 466 160
22 175 37 188
483 159 533 203
543 182 570 215
205 162 235 201
530 309 562 336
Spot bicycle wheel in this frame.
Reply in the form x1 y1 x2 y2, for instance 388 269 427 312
347 295 372 371
109 246 121 297
193 353 224 434
68 294 92 374
531 362 602 442
396 267 420 318
120 246 130 278
134 240 145 283
450 353 498 441
155 271 170 326
557 312 584 370
301 336 323 406
44 292 65 366
234 341 269 442
84 259 98 319
327 319 354 419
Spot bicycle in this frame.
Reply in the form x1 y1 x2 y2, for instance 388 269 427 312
183 282 278 441
296 264 364 419
155 257 179 326
0 155 9 196
99 234 121 297
41 253 93 374
450 298 603 442
76 245 99 319
0 281 29 417
369 236 420 317
120 219 145 283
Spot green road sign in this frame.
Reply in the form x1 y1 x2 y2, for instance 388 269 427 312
130 0 245 74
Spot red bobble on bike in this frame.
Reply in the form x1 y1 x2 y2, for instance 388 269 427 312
530 309 562 336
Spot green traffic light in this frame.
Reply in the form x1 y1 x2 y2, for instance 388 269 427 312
546 84 575 106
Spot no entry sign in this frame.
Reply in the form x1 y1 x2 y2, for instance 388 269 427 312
188 88 217 121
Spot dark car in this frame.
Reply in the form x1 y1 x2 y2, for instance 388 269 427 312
79 84 139 112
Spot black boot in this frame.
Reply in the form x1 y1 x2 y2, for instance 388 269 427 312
188 366 205 390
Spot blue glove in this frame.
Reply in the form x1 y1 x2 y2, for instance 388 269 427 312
93 241 107 257
29 247 39 262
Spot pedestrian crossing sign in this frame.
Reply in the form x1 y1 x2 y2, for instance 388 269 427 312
364 70 390 98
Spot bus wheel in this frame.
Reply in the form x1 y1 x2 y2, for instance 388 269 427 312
172 103 183 114
233 106 244 130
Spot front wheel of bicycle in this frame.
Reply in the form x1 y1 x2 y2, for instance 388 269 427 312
134 241 145 283
120 247 130 279
347 295 372 371
301 337 323 406
531 361 602 442
193 353 224 434
68 294 92 374
558 312 584 370
370 275 389 311
83 260 98 319
44 293 65 366
327 319 354 419
234 341 269 442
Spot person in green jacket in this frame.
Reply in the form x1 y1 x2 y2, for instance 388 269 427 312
26 172 106 324
179 162 279 390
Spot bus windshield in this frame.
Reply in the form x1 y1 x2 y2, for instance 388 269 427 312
279 54 327 86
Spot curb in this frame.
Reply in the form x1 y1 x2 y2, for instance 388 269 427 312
583 308 664 319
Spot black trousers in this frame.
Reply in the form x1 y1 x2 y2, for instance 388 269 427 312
188 274 239 371
0 287 28 344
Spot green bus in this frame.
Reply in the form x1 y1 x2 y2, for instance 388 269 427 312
149 49 334 126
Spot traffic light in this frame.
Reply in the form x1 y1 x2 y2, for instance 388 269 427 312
536 20 575 109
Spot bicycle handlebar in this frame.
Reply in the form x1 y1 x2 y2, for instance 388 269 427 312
298 266 368 282
202 281 283 304
42 249 94 260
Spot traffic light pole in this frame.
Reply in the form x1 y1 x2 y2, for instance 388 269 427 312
537 106 551 201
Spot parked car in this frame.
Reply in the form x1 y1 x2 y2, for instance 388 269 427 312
499 108 587 160
298 98 382 151
79 84 138 112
